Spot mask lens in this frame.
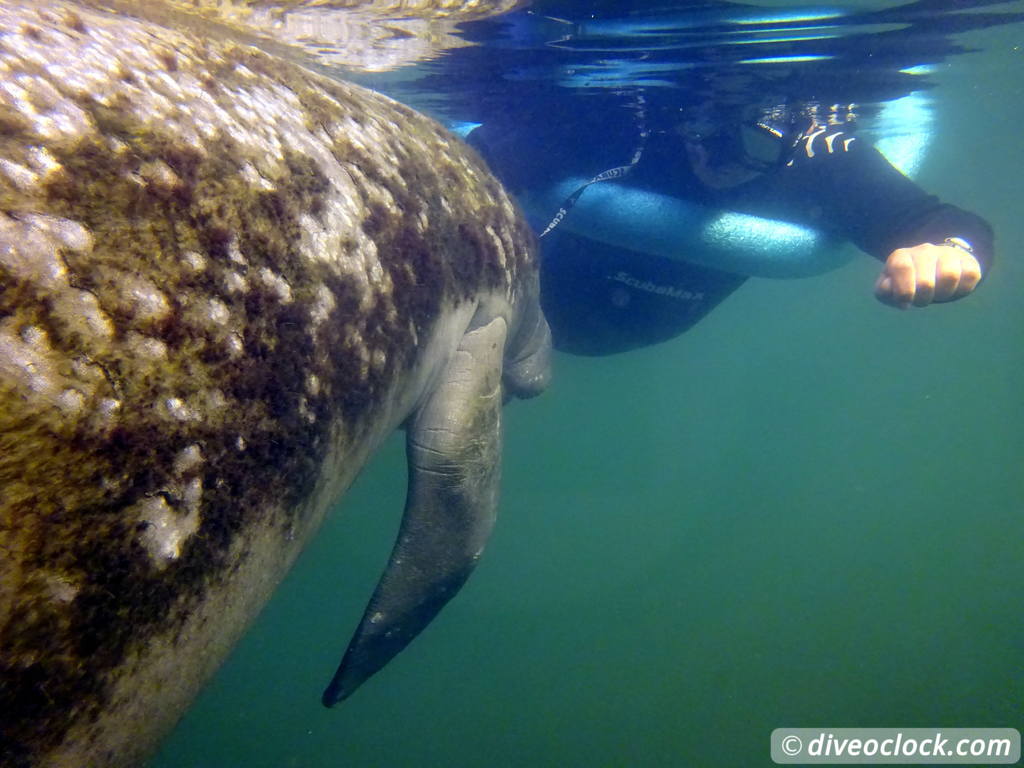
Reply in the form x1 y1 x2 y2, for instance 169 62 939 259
740 122 782 167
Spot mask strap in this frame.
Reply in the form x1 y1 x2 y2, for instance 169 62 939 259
538 93 649 238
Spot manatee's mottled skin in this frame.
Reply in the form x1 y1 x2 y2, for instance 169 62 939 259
0 3 548 766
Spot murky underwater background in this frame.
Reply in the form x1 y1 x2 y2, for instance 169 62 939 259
153 3 1023 766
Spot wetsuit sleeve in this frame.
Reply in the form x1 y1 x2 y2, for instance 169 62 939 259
778 132 995 276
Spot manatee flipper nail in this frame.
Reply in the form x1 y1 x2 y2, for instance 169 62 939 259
323 315 508 705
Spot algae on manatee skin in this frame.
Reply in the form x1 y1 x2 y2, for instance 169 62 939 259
0 2 540 766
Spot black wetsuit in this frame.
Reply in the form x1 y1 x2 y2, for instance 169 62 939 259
468 116 995 356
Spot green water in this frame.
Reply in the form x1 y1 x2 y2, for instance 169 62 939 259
152 22 1024 768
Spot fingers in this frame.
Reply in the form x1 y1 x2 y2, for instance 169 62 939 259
876 248 920 308
950 252 982 299
875 243 982 309
874 273 901 308
931 250 962 301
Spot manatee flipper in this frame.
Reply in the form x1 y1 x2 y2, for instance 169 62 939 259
323 315 508 705
503 296 553 400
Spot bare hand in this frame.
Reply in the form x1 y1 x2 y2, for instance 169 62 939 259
875 242 982 309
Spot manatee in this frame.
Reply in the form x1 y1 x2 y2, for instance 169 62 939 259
0 3 551 766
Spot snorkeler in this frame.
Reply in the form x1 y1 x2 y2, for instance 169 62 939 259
466 102 994 356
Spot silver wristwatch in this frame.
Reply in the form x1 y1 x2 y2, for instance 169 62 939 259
943 236 974 255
